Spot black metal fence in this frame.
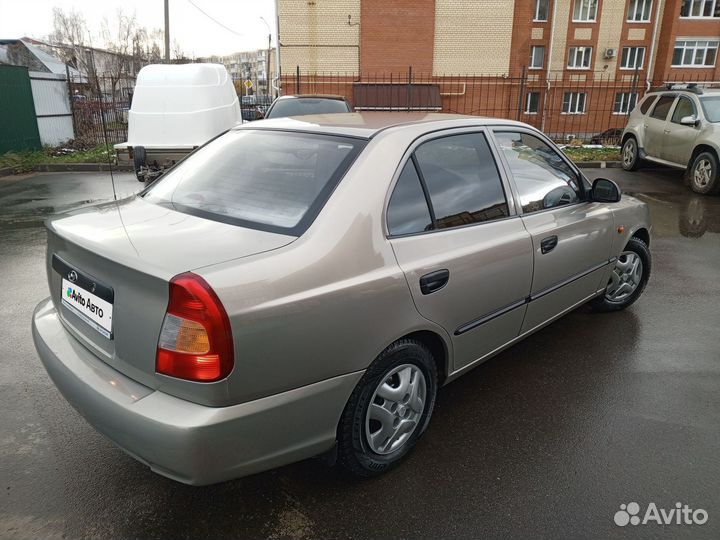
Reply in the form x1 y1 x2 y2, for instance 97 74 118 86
66 69 719 147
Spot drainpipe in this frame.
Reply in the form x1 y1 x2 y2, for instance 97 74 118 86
273 0 282 97
646 0 665 89
541 0 559 132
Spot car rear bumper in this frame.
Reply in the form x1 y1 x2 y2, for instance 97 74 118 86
32 298 363 485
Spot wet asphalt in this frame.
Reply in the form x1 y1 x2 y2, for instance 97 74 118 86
1 167 718 539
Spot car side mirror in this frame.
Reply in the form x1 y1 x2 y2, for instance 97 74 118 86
680 115 699 127
591 178 621 203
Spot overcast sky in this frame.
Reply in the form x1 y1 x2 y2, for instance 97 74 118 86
0 0 276 57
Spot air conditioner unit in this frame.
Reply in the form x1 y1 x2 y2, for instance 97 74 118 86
604 48 617 59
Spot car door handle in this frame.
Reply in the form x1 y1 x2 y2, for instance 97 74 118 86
419 269 450 295
540 235 558 254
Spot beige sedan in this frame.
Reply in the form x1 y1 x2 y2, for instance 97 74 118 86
33 113 651 484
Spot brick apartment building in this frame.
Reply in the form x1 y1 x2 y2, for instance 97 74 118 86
277 0 720 139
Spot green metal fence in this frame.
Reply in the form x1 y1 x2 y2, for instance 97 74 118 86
0 65 41 154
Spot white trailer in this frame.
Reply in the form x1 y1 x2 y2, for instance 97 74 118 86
115 63 241 182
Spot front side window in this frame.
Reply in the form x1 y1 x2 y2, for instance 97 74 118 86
628 0 653 20
535 0 550 20
621 46 646 69
494 131 581 214
671 96 696 123
614 92 638 114
387 161 434 236
413 133 509 229
562 92 587 114
526 91 541 114
530 46 545 69
672 40 719 67
568 46 593 69
143 130 365 235
650 95 676 120
573 0 598 21
680 0 720 17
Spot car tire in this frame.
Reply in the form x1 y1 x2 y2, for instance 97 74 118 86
689 151 719 195
133 146 147 182
337 339 438 477
591 237 651 313
621 137 641 171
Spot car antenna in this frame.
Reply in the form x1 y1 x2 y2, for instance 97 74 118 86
98 98 118 201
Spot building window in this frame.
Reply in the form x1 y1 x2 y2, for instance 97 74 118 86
530 46 545 69
573 0 598 21
672 40 719 67
562 92 587 114
614 92 638 114
525 91 540 113
535 0 550 21
568 47 592 68
680 0 720 17
627 0 653 21
621 47 646 69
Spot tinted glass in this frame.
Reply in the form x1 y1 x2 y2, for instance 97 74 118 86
494 131 581 214
671 96 696 123
266 98 350 118
650 96 676 120
143 130 365 235
414 133 509 229
387 161 433 236
639 95 657 114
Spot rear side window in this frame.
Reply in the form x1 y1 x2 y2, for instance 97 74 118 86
387 161 433 236
639 95 657 115
143 130 365 235
414 133 509 229
650 96 676 120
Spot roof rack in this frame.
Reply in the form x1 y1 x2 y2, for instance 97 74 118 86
657 83 704 94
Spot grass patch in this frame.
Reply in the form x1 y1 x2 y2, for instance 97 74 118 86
0 145 114 173
562 146 622 162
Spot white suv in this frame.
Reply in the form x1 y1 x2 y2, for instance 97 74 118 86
621 84 720 194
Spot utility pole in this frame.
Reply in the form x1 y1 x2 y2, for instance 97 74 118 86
164 0 170 62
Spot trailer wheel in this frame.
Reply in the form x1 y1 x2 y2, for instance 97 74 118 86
133 146 147 182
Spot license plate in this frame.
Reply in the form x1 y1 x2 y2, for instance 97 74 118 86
61 278 114 339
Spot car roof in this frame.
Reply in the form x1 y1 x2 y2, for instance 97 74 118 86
274 94 348 101
234 112 529 139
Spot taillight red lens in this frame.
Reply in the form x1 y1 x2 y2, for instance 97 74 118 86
156 273 234 382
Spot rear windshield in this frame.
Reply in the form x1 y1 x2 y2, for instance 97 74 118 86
266 98 350 118
142 130 366 235
700 96 720 123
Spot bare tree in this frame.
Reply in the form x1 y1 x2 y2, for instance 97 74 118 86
101 9 140 102
49 7 97 91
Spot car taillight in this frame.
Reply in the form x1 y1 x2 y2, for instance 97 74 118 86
156 273 234 382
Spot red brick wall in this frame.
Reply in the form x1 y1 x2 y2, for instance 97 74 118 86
360 0 436 74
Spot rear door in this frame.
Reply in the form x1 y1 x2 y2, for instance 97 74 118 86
492 129 615 334
387 129 533 373
644 94 676 158
664 95 701 165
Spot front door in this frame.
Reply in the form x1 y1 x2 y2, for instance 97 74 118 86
492 129 615 334
387 130 534 373
664 95 701 165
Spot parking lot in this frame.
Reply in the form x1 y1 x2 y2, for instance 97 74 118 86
1 167 718 539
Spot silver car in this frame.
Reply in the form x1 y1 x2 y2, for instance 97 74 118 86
621 84 720 194
32 113 652 485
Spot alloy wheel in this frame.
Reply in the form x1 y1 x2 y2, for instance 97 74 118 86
365 364 427 455
693 159 713 189
623 141 635 167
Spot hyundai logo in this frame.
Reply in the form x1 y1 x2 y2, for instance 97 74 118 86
68 270 78 283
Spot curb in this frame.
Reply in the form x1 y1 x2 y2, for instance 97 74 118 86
576 161 623 169
35 163 134 172
0 167 13 178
